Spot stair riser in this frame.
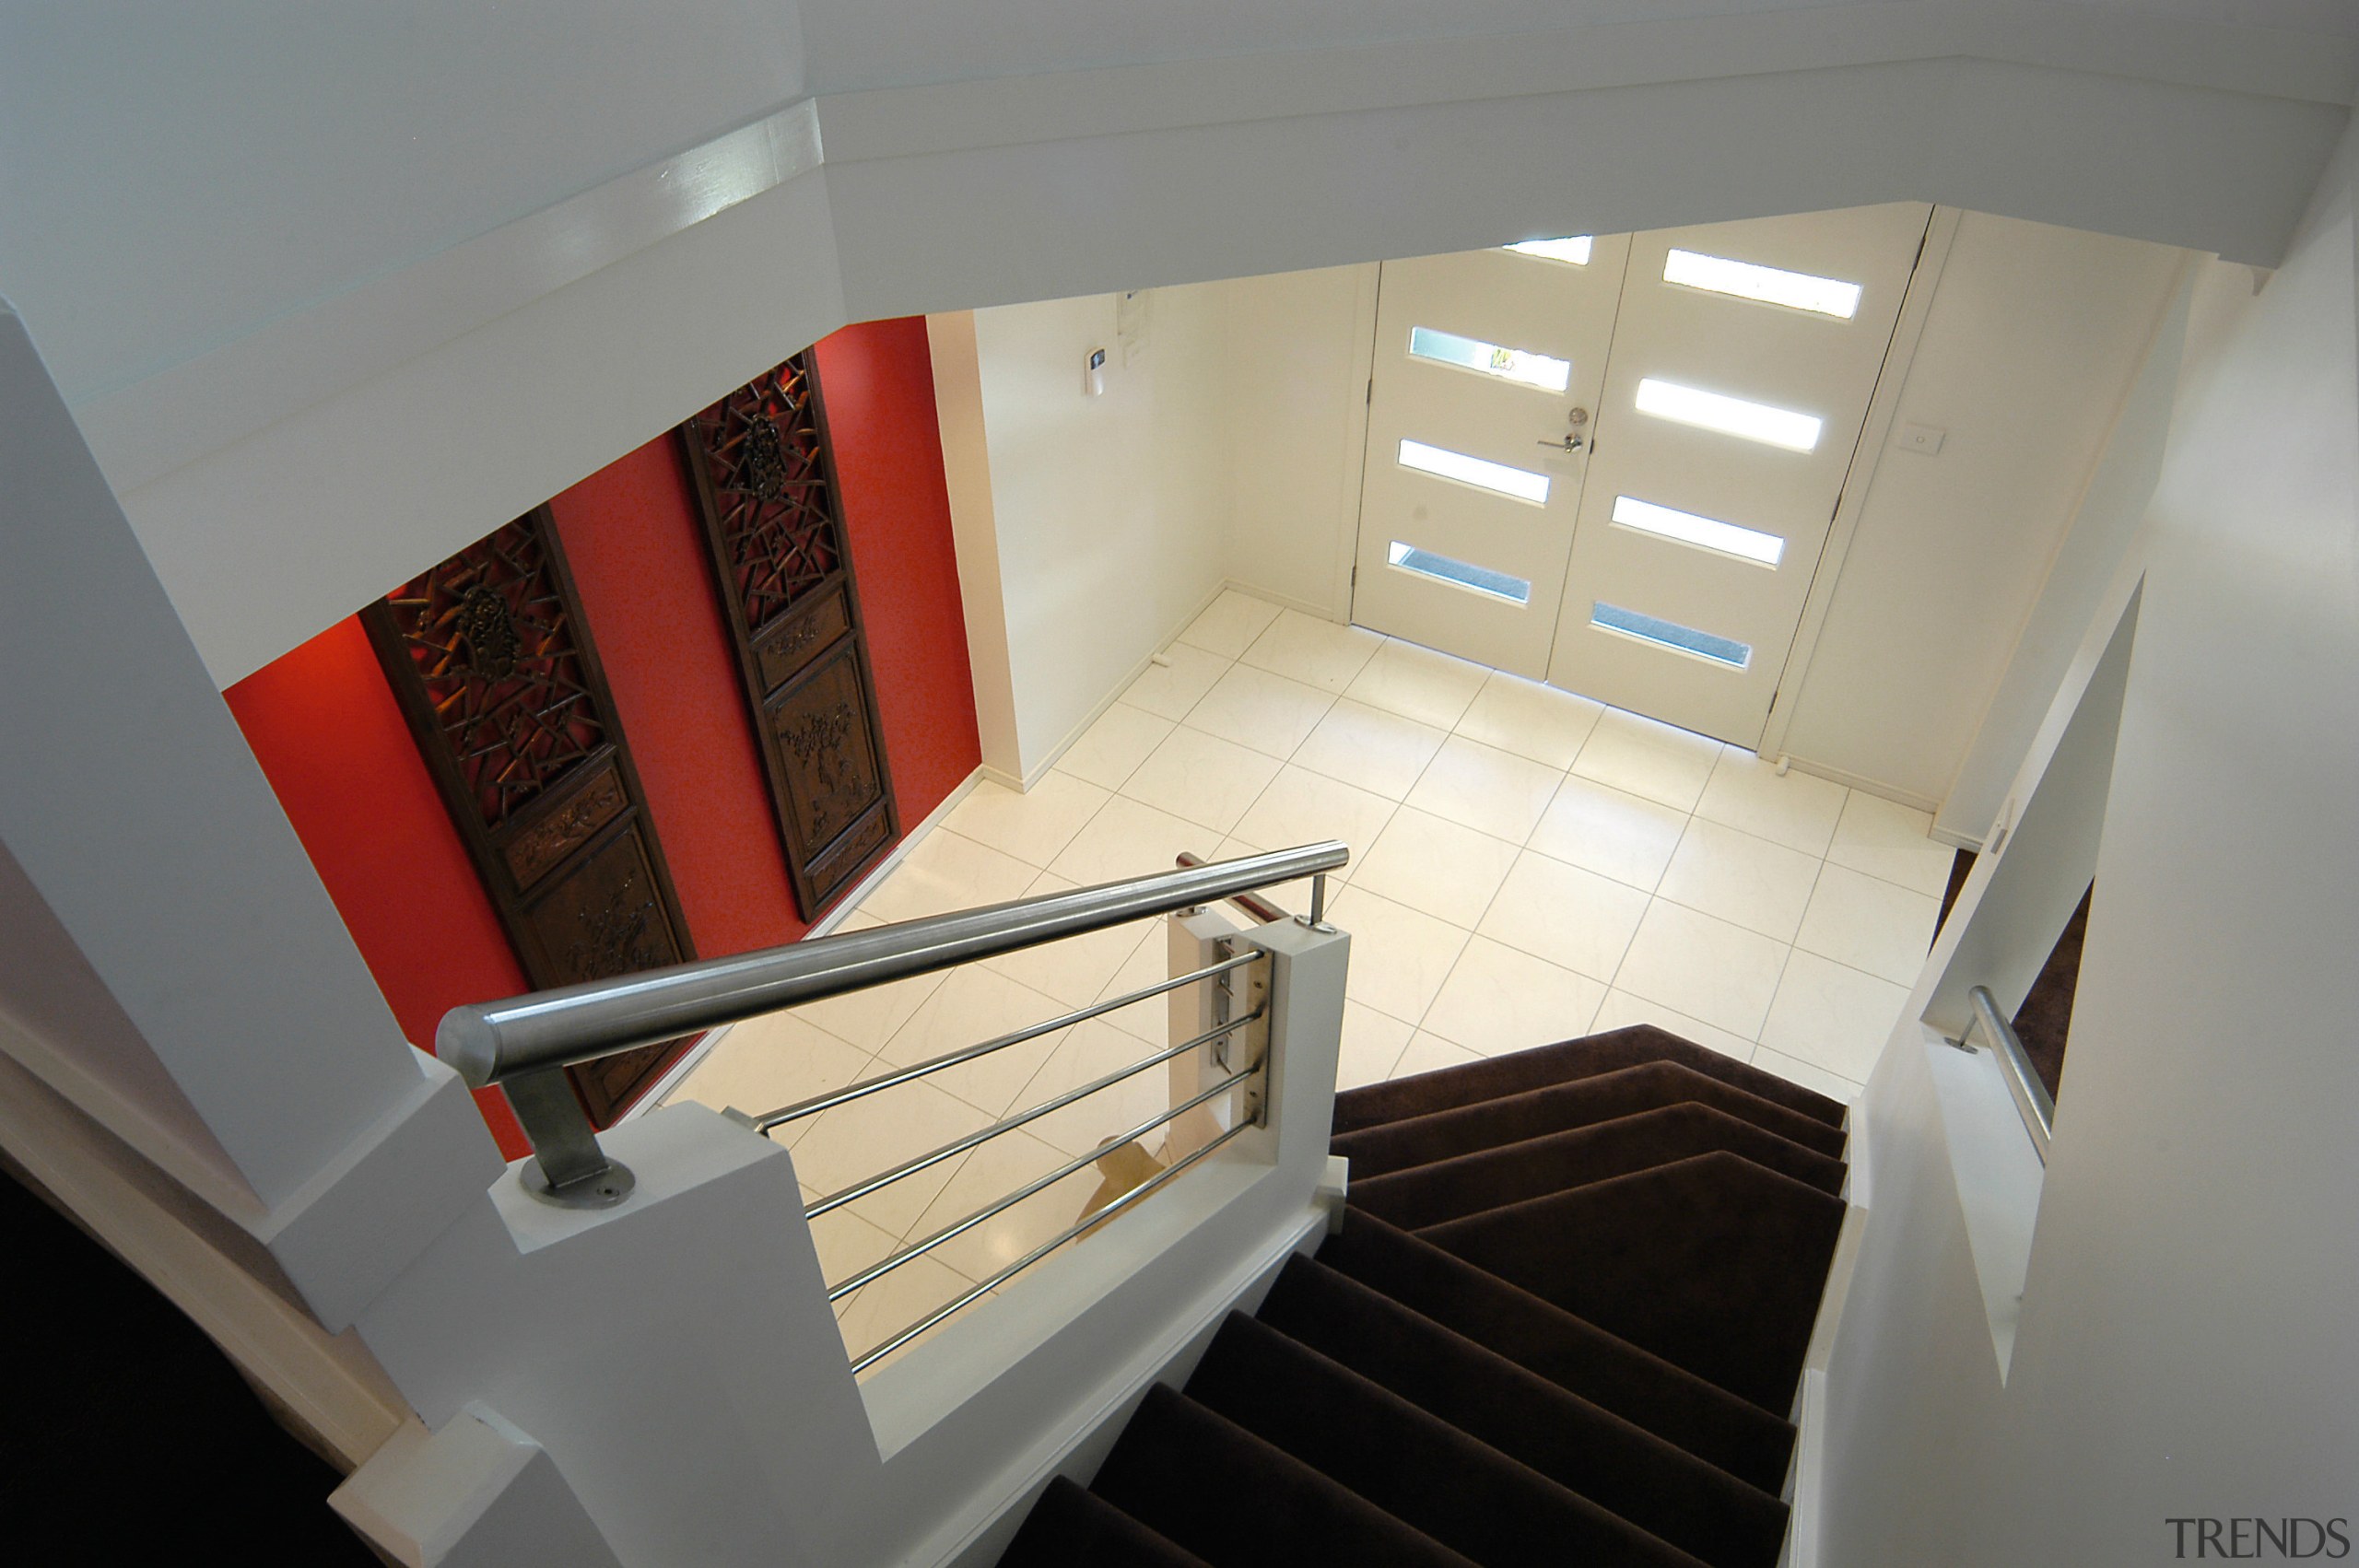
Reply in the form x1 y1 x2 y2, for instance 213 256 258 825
1351 1102 1845 1230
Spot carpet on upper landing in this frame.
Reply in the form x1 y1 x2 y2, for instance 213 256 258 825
1332 1025 1845 1137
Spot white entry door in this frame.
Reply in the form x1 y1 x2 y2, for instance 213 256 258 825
1353 205 1931 745
1546 204 1931 744
1353 235 1632 678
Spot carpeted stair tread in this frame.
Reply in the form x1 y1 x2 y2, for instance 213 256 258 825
1333 1024 1844 1137
1423 1152 1845 1413
1352 1102 1846 1230
1001 1021 1863 1559
997 1477 1215 1567
1185 1311 1709 1568
1257 1255 1791 1568
1320 1209 1796 1492
1332 1060 1846 1180
1093 1383 1480 1568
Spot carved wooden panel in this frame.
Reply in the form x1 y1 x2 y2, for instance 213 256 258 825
363 507 698 1126
678 353 899 916
770 643 886 850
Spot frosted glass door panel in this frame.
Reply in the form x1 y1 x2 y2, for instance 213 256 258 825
1546 204 1931 745
1353 238 1630 678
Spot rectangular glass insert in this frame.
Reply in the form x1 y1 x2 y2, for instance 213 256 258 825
1387 541 1532 604
1504 236 1593 266
1590 601 1752 669
1407 326 1572 392
1611 495 1785 567
1634 377 1823 452
1662 248 1863 319
1397 439 1552 504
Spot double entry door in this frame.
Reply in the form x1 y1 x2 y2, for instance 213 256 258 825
1354 204 1931 747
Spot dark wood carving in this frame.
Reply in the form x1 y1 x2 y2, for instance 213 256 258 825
362 507 698 1126
678 353 899 916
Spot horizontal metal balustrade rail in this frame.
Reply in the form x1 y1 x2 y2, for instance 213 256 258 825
438 840 1349 1364
851 1118 1259 1375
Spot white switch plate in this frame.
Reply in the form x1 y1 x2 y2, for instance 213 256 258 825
1897 422 1946 455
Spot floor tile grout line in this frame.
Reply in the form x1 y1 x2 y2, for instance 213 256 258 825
1820 847 1956 900
815 610 1907 1150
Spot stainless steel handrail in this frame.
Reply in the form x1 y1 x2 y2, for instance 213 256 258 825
1175 850 1291 926
1968 985 2056 1164
827 1057 1262 1302
851 1116 1259 1375
439 841 1347 1205
803 1009 1263 1220
751 953 1261 1132
440 842 1347 1083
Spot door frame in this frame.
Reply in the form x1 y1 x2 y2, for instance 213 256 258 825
1344 209 1960 757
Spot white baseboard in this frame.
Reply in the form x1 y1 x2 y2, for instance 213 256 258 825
1784 1158 1872 1567
621 766 989 1117
1014 578 1236 790
629 574 1334 1109
1219 576 1336 622
1778 755 1943 818
1010 579 1353 793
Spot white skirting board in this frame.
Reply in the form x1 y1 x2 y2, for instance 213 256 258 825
1783 1133 1871 1566
625 576 1332 1109
1775 754 1944 821
1007 577 1237 791
618 765 989 1118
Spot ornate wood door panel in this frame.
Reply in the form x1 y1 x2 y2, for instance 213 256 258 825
677 353 899 916
362 507 698 1126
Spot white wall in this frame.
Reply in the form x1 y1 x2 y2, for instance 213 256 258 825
1777 212 2186 811
948 286 1231 780
1820 119 2359 1564
795 0 2359 93
0 306 499 1337
0 6 807 408
925 312 1026 784
1205 221 2187 825
1933 266 2195 842
1215 264 1376 618
2 7 2332 685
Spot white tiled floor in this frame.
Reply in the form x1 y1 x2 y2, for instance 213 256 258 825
663 590 1953 1372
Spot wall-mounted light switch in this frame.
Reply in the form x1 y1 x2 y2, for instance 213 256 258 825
1084 347 1108 397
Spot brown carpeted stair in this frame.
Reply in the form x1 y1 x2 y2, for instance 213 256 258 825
999 1025 1849 1567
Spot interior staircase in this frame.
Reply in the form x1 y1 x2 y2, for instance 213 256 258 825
998 1024 1849 1567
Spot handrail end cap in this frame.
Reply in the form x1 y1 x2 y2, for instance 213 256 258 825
436 1010 502 1088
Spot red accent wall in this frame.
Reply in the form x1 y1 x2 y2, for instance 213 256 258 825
816 319 982 816
226 320 980 1159
545 439 805 959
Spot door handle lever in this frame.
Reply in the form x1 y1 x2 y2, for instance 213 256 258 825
1539 435 1585 452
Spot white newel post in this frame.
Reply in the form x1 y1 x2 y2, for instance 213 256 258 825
1243 911 1350 1185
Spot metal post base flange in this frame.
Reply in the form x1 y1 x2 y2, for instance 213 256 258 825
520 1157 637 1210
